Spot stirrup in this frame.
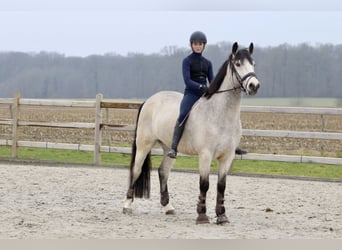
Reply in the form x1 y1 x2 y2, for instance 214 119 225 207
167 149 177 159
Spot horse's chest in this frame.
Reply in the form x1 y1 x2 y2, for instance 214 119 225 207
211 125 241 150
215 133 240 147
213 122 241 139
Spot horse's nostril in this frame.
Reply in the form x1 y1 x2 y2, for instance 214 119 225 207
247 82 260 95
249 82 260 91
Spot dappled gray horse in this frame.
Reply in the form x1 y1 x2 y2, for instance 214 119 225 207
123 42 260 224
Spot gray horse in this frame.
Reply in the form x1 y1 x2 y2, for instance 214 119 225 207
123 42 260 224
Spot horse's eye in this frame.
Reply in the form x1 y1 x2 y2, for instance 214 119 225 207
235 62 241 67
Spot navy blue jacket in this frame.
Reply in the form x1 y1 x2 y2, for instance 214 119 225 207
177 52 214 123
182 52 214 96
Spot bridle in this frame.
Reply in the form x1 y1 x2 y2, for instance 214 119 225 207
215 59 257 94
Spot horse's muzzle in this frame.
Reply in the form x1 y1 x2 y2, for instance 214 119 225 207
247 81 260 96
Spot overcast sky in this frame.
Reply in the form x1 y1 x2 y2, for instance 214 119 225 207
1 1 342 56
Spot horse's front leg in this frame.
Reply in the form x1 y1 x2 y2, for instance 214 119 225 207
216 173 229 224
215 156 233 225
196 174 210 224
196 152 211 224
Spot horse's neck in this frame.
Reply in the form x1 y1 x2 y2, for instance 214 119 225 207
192 67 242 126
209 71 242 121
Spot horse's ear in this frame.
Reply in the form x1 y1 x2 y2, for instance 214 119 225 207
249 43 254 55
232 42 238 55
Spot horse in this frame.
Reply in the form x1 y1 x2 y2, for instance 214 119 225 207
123 42 260 224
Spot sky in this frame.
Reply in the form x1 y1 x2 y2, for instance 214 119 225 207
1 0 342 57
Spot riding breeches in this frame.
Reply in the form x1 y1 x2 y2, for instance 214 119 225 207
177 93 201 124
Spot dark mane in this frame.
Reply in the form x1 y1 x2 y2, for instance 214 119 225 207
204 59 229 99
204 48 253 99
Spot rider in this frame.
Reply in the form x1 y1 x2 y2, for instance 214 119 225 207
167 31 247 158
167 31 213 158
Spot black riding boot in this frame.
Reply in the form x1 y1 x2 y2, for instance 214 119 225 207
167 121 185 158
235 147 248 155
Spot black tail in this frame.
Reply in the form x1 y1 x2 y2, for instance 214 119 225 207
129 102 151 199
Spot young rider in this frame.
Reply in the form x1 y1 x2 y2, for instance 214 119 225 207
167 31 213 158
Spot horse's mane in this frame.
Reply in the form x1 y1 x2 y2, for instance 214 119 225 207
204 59 229 99
204 48 253 99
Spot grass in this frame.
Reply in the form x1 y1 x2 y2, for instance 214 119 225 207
1 146 341 180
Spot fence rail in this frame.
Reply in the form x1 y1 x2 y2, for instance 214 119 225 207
241 106 342 115
1 93 341 165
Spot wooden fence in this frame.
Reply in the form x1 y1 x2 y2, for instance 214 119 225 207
1 93 342 165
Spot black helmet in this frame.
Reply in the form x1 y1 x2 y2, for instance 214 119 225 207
190 31 207 44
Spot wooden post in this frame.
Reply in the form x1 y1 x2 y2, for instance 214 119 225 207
94 93 103 164
11 92 20 158
320 114 325 156
320 114 325 132
105 108 111 146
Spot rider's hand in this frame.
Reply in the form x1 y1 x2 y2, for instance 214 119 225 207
199 84 208 93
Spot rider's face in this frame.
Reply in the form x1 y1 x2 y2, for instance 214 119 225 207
191 42 205 53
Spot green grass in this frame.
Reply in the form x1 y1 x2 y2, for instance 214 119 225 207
1 146 341 180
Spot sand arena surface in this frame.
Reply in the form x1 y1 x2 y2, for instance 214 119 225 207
0 163 341 239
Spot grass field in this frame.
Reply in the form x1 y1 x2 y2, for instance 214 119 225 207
0 146 341 180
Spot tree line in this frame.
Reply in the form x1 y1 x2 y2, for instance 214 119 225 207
0 42 341 99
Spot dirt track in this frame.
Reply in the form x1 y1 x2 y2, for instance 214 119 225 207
0 163 341 239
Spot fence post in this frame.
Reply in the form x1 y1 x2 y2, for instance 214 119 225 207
11 92 20 158
94 93 103 164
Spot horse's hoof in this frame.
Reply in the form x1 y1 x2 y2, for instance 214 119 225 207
196 214 210 224
123 207 132 214
216 214 229 225
162 204 175 215
165 209 175 215
123 198 133 214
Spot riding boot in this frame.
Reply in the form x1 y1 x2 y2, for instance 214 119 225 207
235 147 248 155
167 121 185 158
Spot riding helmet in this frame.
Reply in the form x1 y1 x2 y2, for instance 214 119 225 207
190 31 207 44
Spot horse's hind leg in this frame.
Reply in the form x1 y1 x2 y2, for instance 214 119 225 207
158 150 176 215
123 143 153 214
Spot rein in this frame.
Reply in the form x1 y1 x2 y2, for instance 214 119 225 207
215 86 241 93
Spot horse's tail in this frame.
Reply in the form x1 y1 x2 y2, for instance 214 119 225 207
129 102 151 199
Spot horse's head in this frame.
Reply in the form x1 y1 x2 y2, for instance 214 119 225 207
230 42 260 96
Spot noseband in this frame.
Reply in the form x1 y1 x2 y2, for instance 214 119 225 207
215 60 257 94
